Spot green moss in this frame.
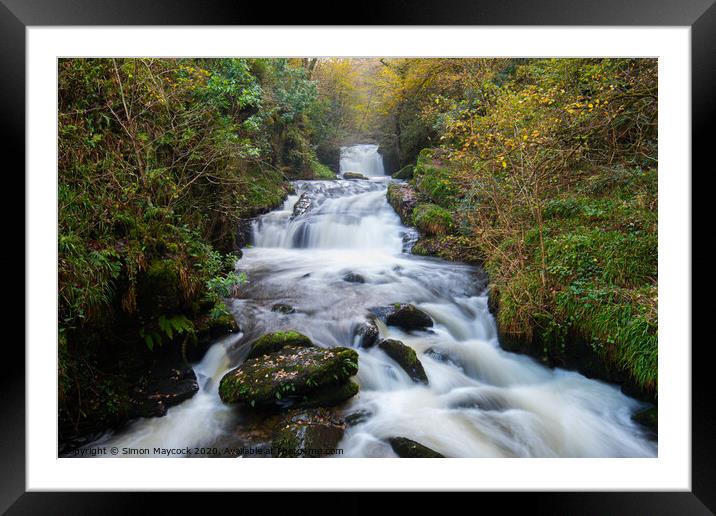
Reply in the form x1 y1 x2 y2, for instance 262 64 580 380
246 330 314 360
378 339 428 384
238 165 291 217
309 159 336 180
412 203 454 236
218 346 359 406
271 408 346 457
488 170 658 393
411 235 482 264
413 149 460 209
294 380 359 409
392 164 414 180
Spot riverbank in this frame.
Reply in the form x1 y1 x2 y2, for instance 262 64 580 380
58 58 346 448
386 150 657 405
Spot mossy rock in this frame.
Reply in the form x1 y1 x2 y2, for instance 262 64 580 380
411 235 484 266
378 339 429 384
293 380 359 409
343 172 369 180
388 437 444 458
413 148 460 209
387 183 417 225
385 303 433 332
412 203 454 236
392 164 414 180
309 159 337 180
246 330 314 360
219 346 359 407
271 408 346 457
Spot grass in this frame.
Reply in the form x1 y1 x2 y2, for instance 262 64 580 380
408 157 658 394
412 203 454 235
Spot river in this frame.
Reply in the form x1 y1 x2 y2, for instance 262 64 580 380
89 144 656 458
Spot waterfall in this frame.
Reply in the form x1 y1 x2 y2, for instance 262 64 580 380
339 144 385 177
87 145 657 458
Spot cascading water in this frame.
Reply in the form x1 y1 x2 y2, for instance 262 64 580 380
339 144 385 177
89 144 656 458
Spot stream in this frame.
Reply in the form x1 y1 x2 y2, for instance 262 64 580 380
90 144 657 458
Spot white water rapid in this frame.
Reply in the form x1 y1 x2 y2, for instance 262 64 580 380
88 144 656 458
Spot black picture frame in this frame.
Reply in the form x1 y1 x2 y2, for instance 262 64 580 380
4 0 713 513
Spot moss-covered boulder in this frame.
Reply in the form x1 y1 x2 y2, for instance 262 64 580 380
388 437 444 458
378 339 429 384
413 148 460 209
392 164 414 180
293 380 359 409
245 330 314 360
309 159 337 180
272 408 346 457
387 183 417 225
412 203 454 236
219 346 359 407
385 303 433 331
188 306 240 362
343 172 369 180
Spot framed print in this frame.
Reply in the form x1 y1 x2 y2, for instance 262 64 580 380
4 0 714 512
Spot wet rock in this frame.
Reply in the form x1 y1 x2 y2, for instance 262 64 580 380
271 303 296 314
386 183 417 225
632 406 658 436
219 346 359 407
292 192 312 218
378 339 429 384
245 330 314 360
189 309 240 362
293 380 359 409
345 409 372 427
424 347 463 371
342 272 365 284
355 319 379 348
388 437 444 458
235 218 254 249
385 303 433 331
129 364 199 418
343 172 369 180
392 164 414 180
272 408 346 457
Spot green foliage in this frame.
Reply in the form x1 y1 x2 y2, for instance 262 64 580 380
309 159 337 179
58 57 334 439
412 151 460 209
388 58 658 393
412 203 454 236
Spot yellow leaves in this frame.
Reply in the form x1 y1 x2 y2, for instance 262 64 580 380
502 161 507 169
